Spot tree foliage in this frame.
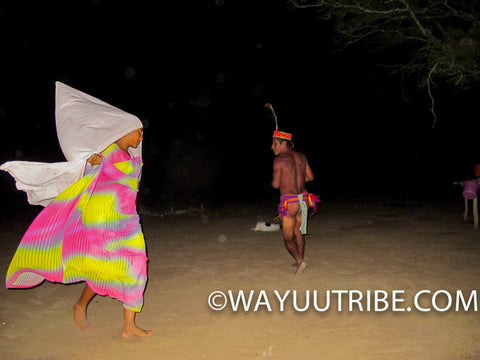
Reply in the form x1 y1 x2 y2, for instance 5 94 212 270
289 0 480 126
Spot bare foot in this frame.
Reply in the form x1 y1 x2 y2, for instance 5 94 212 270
73 303 92 330
294 261 307 275
121 323 154 338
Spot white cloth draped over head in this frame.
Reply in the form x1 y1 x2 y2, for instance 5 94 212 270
1 81 143 206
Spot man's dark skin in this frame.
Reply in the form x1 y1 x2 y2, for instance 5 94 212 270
271 137 314 275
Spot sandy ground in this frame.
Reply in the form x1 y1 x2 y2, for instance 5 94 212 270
1 197 480 360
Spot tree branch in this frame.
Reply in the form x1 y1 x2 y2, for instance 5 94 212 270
427 63 438 129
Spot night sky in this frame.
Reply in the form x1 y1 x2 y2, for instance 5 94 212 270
1 0 479 212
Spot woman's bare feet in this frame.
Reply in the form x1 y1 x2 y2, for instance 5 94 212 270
73 284 96 330
122 308 153 338
295 261 307 275
73 303 92 330
121 323 154 338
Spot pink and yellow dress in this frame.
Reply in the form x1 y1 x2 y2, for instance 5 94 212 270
6 143 147 312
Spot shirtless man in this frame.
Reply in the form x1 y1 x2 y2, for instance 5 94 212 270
271 134 317 275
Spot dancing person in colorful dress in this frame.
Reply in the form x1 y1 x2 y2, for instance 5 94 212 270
2 82 153 338
266 103 320 275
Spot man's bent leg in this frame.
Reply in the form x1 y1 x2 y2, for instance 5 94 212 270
293 212 307 275
282 216 303 265
281 203 304 267
294 212 305 260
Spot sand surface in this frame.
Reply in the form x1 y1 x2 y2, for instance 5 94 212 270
1 197 480 360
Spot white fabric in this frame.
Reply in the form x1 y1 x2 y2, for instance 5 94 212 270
251 222 280 232
55 82 142 161
1 160 86 206
1 81 143 206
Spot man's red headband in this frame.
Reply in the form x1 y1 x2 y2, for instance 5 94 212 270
273 131 292 141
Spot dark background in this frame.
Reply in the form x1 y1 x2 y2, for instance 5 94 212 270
1 0 479 214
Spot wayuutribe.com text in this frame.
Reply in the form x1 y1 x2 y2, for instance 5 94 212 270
208 290 479 313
